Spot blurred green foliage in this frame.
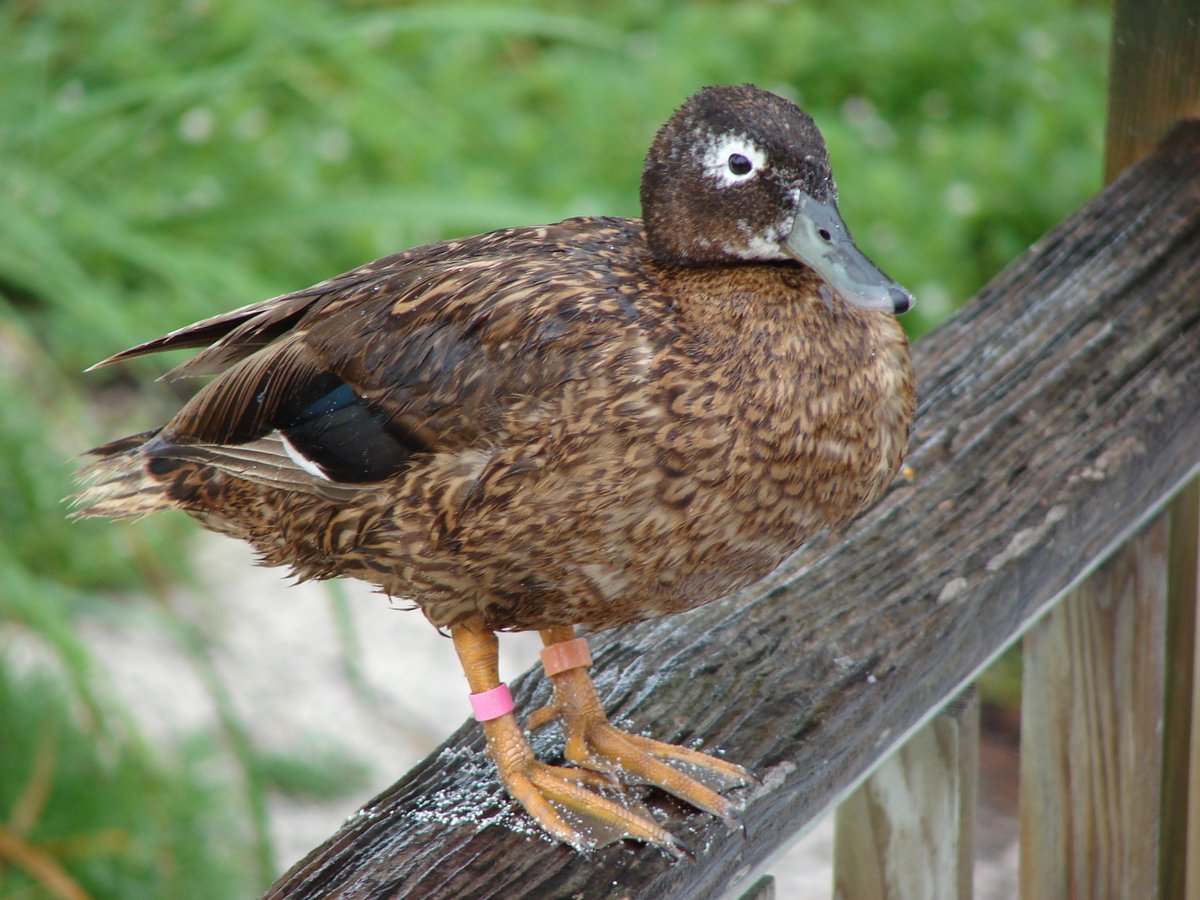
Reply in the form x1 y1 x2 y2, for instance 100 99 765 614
1 0 1108 895
0 666 253 899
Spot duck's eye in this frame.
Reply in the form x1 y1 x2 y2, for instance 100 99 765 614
705 139 765 187
727 153 753 176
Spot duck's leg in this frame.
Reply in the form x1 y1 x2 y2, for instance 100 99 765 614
450 616 683 854
529 625 753 827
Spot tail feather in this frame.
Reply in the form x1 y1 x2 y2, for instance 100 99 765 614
70 427 364 522
69 429 176 520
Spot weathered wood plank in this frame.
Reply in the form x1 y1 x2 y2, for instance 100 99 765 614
1165 479 1200 900
263 125 1200 900
833 689 978 900
1018 516 1168 898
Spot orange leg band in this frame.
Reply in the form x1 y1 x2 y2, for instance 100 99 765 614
540 636 593 677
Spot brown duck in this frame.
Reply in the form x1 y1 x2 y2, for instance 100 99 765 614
75 84 915 853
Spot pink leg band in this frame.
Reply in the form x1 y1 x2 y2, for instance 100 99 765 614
469 683 514 722
540 637 593 677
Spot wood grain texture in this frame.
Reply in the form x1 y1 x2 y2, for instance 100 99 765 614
263 124 1200 900
1018 516 1168 899
833 689 978 900
1190 570 1200 900
1165 480 1200 900
1104 0 1200 182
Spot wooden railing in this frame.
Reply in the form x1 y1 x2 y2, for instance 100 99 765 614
265 5 1200 897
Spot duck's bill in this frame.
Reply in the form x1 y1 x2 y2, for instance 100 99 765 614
782 194 914 315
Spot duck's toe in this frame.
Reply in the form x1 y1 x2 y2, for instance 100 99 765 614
501 757 685 855
542 662 753 829
567 716 752 829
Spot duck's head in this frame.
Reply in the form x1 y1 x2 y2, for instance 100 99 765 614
641 84 912 315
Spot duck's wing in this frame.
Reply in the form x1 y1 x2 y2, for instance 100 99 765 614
98 218 657 494
87 249 430 380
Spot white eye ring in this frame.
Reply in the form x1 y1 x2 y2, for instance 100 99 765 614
703 134 766 187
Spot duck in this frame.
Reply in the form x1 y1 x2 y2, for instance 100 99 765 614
74 84 915 854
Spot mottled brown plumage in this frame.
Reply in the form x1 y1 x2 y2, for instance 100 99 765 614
75 85 915 852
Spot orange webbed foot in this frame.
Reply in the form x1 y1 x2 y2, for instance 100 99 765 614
482 711 686 854
452 618 689 855
535 627 753 829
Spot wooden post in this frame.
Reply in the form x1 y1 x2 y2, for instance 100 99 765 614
737 875 776 900
1020 2 1200 897
1019 517 1169 898
833 690 978 900
1103 0 1200 182
1110 0 1200 886
1164 480 1200 900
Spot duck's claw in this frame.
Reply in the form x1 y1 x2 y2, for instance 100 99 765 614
454 619 749 853
451 619 685 855
483 711 685 855
546 665 753 828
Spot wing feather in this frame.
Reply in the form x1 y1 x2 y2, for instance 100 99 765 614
95 217 656 491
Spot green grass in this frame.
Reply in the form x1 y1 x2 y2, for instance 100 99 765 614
0 664 254 899
1 0 1109 893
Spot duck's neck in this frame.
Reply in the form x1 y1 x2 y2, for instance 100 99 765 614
652 260 915 531
654 262 868 358
653 259 913 437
